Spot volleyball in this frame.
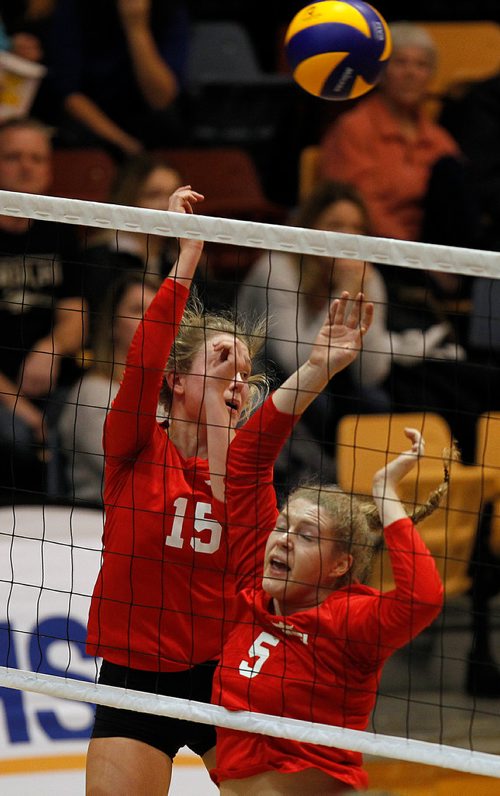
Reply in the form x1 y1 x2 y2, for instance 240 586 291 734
284 1 392 101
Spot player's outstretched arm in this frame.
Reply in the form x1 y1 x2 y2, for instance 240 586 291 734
272 291 373 416
372 428 424 527
167 185 204 286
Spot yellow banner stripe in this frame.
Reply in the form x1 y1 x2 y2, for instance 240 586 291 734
0 752 203 775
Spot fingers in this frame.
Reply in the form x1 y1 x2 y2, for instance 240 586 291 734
210 339 233 366
168 185 205 214
423 322 450 350
330 293 346 326
360 300 374 335
329 291 373 334
403 427 425 456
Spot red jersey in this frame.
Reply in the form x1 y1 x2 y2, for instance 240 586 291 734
86 277 296 671
212 517 443 788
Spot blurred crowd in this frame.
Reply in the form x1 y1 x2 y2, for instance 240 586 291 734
0 1 499 500
0 0 499 702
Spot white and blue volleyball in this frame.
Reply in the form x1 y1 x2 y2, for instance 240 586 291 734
285 1 392 101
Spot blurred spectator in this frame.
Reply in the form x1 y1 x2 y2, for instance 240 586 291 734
0 117 87 500
0 1 56 33
0 1 50 63
318 21 484 456
46 0 189 157
430 73 500 697
59 273 159 504
82 153 182 341
440 72 500 252
0 2 59 123
319 22 474 247
0 7 47 122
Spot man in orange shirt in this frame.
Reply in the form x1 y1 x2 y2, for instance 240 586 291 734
319 23 460 242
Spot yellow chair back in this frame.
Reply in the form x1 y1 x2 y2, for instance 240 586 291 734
336 413 482 597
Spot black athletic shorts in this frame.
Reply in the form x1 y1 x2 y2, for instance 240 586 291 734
91 659 218 759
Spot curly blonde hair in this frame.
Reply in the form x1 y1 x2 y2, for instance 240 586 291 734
159 294 269 420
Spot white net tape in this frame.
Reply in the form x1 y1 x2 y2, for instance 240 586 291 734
1 189 500 278
1 666 500 778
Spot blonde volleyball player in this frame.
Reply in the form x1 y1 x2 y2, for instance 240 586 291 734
85 187 374 794
205 308 444 793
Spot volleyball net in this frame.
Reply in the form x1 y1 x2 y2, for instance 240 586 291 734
1 189 500 779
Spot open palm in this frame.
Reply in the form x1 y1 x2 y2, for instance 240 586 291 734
309 291 374 377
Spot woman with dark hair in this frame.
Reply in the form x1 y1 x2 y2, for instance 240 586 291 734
59 272 160 504
83 153 183 340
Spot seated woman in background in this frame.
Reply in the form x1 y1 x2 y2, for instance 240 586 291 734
59 273 159 504
83 154 182 341
237 180 459 488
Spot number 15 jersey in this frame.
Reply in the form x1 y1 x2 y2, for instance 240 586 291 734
86 277 296 672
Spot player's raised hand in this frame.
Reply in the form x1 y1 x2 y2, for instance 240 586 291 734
309 291 373 377
205 335 251 429
374 428 424 492
372 428 424 527
168 185 204 215
167 186 205 281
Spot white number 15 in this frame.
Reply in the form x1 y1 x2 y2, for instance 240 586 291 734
165 497 222 554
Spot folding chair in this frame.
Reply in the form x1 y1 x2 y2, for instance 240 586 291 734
336 412 486 596
153 146 284 222
185 21 293 147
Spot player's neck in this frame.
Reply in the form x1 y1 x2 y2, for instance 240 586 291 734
167 416 208 460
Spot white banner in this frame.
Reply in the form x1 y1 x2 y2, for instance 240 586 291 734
0 505 103 760
0 504 216 794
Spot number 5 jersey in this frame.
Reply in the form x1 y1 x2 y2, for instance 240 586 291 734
211 517 443 789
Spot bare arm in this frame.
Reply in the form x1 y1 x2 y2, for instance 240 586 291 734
272 291 373 416
372 428 424 527
344 428 443 662
103 186 204 460
64 93 143 156
19 296 87 399
118 0 179 109
204 342 241 503
166 186 205 284
0 371 46 444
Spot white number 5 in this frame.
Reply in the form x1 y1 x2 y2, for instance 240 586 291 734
239 632 280 679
